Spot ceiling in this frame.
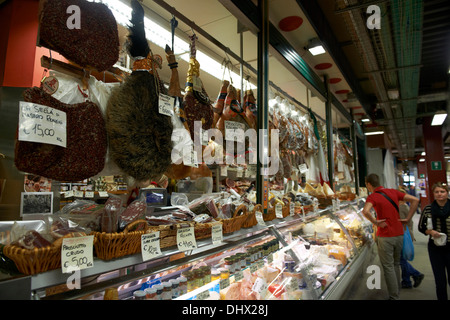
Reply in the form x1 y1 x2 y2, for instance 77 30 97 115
135 0 449 159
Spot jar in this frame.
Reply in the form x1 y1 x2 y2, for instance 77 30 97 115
170 278 180 299
211 269 221 281
145 287 157 300
202 266 211 284
194 268 204 288
178 276 187 295
133 290 146 300
224 257 234 273
245 252 251 266
219 267 230 279
162 282 172 300
183 271 195 292
154 284 164 300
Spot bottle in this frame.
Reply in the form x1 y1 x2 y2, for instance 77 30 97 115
170 278 180 299
178 276 187 295
145 287 157 300
154 284 164 300
133 290 146 300
162 281 172 300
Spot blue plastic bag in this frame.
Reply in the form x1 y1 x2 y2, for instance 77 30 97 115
402 226 414 261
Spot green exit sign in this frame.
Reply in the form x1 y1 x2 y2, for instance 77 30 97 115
431 161 442 170
419 174 425 178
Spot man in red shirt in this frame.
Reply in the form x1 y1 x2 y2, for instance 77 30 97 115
362 173 419 300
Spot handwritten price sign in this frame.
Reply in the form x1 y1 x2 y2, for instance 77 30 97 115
18 102 67 148
61 236 94 273
141 232 162 261
177 227 197 251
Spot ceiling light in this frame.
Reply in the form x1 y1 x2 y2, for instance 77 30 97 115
307 38 326 56
431 110 447 126
364 131 384 136
361 118 370 122
419 158 425 162
421 152 426 156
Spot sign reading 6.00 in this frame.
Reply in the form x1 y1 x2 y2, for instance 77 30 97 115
18 101 67 148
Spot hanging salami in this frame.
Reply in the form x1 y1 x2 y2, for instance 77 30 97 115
15 87 107 181
106 0 173 184
182 34 214 141
38 0 119 72
243 89 257 129
212 80 230 128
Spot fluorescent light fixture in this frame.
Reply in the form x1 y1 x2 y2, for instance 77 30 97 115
421 152 426 156
364 131 384 136
307 38 326 56
91 0 256 89
431 111 447 126
419 158 425 162
361 118 370 122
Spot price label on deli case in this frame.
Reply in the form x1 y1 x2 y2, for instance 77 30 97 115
18 101 67 148
61 235 94 273
177 226 197 251
141 232 162 261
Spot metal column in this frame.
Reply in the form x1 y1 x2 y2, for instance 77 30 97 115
324 75 334 187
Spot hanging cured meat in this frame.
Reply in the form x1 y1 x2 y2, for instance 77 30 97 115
164 45 192 180
15 87 107 181
243 89 257 129
182 34 214 141
212 80 230 128
38 0 119 72
106 0 173 184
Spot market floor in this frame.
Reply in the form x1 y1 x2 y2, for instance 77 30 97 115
345 213 449 300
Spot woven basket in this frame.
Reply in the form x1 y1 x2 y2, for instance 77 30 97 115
220 204 247 234
317 197 333 209
242 204 259 228
282 198 291 218
92 220 149 260
3 244 61 275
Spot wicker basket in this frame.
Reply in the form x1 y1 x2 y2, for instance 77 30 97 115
242 204 259 228
281 198 291 218
3 244 61 275
220 204 247 234
264 206 276 221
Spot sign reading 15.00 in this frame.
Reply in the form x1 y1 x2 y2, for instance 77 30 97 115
18 101 67 148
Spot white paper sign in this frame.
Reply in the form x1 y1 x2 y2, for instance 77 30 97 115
252 277 268 298
64 190 74 198
256 211 266 226
61 235 94 273
225 121 246 141
275 204 283 219
211 223 223 245
299 163 308 174
74 190 84 198
98 191 109 198
177 227 197 251
290 203 295 216
158 93 174 117
141 232 162 261
220 166 228 176
85 191 94 198
18 101 67 148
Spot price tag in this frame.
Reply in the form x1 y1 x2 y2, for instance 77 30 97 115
247 165 256 178
257 260 264 269
201 130 209 146
98 191 109 198
236 167 243 178
252 277 268 298
85 191 94 198
196 290 210 300
290 203 295 216
250 263 258 273
74 190 84 198
141 232 162 261
299 163 308 174
220 278 230 290
255 211 266 226
234 271 244 282
220 166 227 176
158 93 174 117
275 203 283 219
267 253 274 263
211 223 223 245
192 76 203 92
177 226 197 251
224 121 245 141
183 149 198 168
61 235 94 273
18 102 67 148
64 190 74 198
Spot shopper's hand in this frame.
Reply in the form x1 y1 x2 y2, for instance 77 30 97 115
429 230 441 238
398 218 409 225
376 219 387 228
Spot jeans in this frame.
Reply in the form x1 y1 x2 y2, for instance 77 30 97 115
377 235 403 300
428 241 450 300
400 255 421 286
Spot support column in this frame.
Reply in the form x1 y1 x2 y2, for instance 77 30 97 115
422 116 447 203
324 75 334 187
256 0 269 211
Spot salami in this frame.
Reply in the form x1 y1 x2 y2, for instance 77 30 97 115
212 80 230 128
182 34 214 141
38 0 119 72
15 87 107 181
243 89 257 129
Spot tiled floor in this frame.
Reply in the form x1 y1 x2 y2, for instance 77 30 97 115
346 213 449 300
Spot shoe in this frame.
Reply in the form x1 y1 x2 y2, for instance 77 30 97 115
413 274 424 288
401 282 413 289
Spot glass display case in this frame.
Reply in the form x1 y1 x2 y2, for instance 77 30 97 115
0 202 373 300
